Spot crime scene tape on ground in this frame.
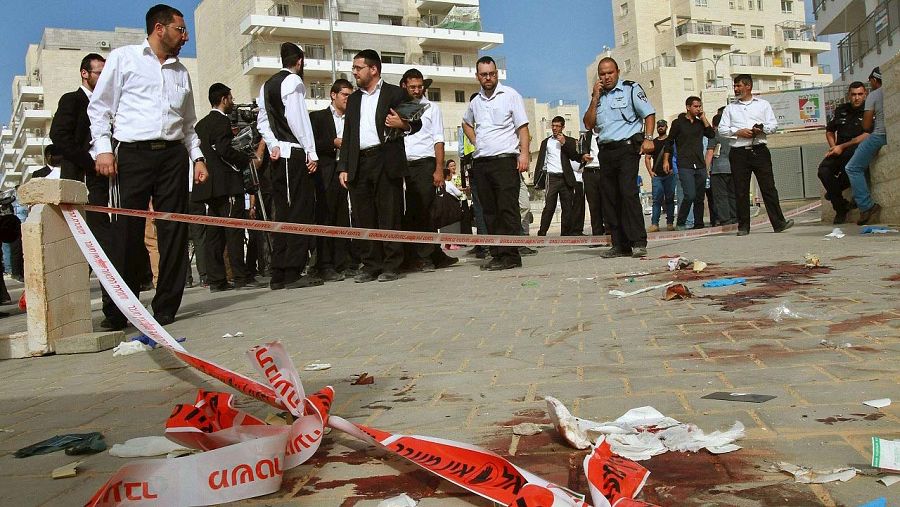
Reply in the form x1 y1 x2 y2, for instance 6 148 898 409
60 203 657 506
82 200 821 248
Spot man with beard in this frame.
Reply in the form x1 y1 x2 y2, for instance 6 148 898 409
817 82 867 224
256 42 321 290
89 4 207 327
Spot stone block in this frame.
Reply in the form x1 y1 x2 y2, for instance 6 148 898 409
53 331 124 355
0 332 35 359
17 178 88 206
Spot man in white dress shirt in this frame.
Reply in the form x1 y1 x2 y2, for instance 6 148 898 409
88 4 208 327
717 74 793 236
256 42 321 290
400 68 458 272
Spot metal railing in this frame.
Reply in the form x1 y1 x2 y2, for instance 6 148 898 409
639 55 676 73
837 0 898 74
675 22 732 37
812 0 827 19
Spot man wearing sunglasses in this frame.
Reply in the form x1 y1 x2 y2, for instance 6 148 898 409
88 4 207 329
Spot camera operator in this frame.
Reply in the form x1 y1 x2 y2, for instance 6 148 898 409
193 83 264 292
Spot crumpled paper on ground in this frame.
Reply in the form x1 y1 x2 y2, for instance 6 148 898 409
804 253 821 268
825 228 845 239
377 493 418 507
776 462 857 483
667 257 692 271
108 436 194 458
511 423 543 436
112 341 151 357
546 397 743 460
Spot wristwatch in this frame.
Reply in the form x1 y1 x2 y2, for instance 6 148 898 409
194 157 205 164
644 135 653 141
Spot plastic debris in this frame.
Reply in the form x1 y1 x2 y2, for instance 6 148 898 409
878 476 900 486
511 423 543 436
664 284 692 301
701 278 746 288
667 257 692 271
377 494 418 507
864 399 891 409
113 340 151 356
692 260 708 272
52 460 84 479
624 271 650 278
859 499 887 507
872 437 900 471
545 397 743 460
804 253 821 268
702 392 776 403
521 280 539 288
303 362 332 371
776 462 857 483
234 331 244 337
109 436 193 458
609 281 673 298
825 228 845 239
819 339 851 350
861 226 898 234
14 432 106 458
222 333 234 339
350 372 375 385
130 334 186 348
767 304 822 322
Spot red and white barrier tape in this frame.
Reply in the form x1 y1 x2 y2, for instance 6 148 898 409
60 203 669 506
82 200 821 248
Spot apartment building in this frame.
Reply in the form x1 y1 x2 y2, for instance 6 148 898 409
0 27 200 189
814 0 899 83
586 0 833 124
194 0 504 154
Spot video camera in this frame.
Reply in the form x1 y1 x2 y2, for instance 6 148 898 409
228 102 259 131
0 188 17 216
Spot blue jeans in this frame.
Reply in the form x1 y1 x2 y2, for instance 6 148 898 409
651 173 676 225
845 133 886 212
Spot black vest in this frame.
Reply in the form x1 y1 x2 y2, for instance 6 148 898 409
264 70 299 144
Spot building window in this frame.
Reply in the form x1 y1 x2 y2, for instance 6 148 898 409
619 2 629 16
382 52 405 64
695 0 708 6
340 11 359 22
624 59 632 73
422 14 441 26
453 54 463 67
273 3 290 16
731 24 745 38
621 31 630 45
750 25 764 39
343 48 361 61
792 51 802 64
423 51 440 65
748 0 754 9
455 90 465 103
379 15 403 26
729 0 736 8
781 0 792 12
302 4 324 18
305 44 325 60
684 78 694 90
427 88 442 102
309 82 327 100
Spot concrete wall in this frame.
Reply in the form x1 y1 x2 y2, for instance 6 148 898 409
868 53 899 223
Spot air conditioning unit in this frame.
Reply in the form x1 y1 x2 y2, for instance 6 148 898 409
774 46 783 52
98 40 111 49
764 45 775 52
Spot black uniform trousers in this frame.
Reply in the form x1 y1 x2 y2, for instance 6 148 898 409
676 166 707 227
472 155 521 262
711 173 737 225
728 144 787 232
204 195 251 286
582 168 606 236
76 166 116 321
572 181 586 234
817 148 854 211
537 173 574 236
403 157 438 261
108 143 189 323
597 143 647 250
270 149 315 283
348 150 404 274
314 172 350 272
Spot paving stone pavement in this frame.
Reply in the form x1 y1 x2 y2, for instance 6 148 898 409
0 207 898 506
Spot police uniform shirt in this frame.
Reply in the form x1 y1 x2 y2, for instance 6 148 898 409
594 79 655 144
404 96 445 161
717 97 778 148
462 82 529 158
826 103 865 145
544 137 563 174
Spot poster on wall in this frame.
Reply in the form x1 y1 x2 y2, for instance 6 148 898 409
763 88 827 130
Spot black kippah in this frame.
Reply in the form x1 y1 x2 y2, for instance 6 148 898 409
280 42 303 60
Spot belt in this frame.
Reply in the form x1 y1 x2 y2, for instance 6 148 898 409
474 154 517 161
738 144 768 150
583 166 601 173
597 139 632 150
359 145 382 158
118 139 183 151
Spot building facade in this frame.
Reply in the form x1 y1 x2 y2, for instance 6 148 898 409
194 0 504 155
814 0 899 83
586 0 833 124
0 27 199 189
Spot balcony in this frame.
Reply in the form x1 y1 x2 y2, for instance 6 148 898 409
18 109 52 129
639 55 676 73
777 21 832 53
728 54 793 76
415 0 479 10
16 85 43 103
241 7 502 50
240 41 506 83
814 0 869 36
837 0 898 75
674 22 734 47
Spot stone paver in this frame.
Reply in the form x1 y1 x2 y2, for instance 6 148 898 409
0 206 898 506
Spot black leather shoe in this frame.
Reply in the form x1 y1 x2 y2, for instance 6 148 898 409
833 208 848 225
599 248 630 258
285 276 325 289
354 271 378 283
433 255 459 269
155 314 175 326
856 203 881 225
209 282 234 293
419 261 436 272
518 246 538 256
319 268 346 282
736 229 750 237
773 219 794 233
485 257 522 271
481 258 502 271
269 280 285 290
377 271 404 282
99 318 127 331
631 247 647 258
234 278 265 290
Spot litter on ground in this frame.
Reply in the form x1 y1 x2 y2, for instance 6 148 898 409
776 462 857 483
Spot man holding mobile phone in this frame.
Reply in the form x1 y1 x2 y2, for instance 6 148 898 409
664 96 715 230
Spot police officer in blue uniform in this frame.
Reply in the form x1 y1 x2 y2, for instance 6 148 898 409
583 57 656 258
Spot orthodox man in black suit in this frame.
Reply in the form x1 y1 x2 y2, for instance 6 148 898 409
309 79 353 282
337 49 422 283
533 115 579 236
257 42 323 290
193 83 263 292
48 53 122 326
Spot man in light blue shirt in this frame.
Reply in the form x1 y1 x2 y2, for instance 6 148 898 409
583 57 656 258
845 67 886 225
